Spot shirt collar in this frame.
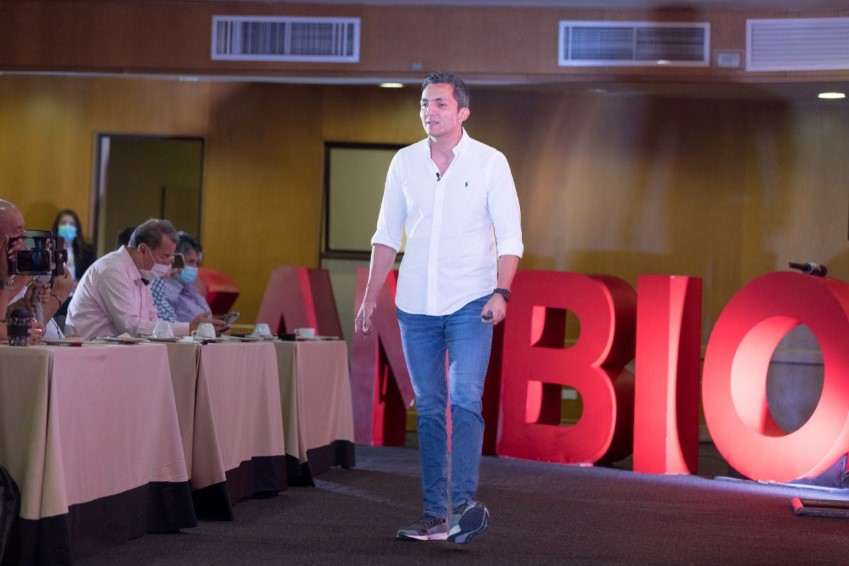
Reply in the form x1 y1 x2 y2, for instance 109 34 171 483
425 128 470 157
454 128 470 155
120 246 147 284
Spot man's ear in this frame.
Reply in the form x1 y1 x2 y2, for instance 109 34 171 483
459 107 470 122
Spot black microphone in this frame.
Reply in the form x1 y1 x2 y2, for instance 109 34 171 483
788 262 828 277
436 172 441 182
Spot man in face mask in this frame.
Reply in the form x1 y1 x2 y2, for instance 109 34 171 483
65 218 225 339
150 232 214 323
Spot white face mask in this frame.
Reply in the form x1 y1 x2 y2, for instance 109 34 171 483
139 247 172 281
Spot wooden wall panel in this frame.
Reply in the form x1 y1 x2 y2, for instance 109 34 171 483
202 82 324 316
0 75 325 322
2 1 848 84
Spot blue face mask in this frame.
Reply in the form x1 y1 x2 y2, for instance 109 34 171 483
58 223 77 243
177 266 198 285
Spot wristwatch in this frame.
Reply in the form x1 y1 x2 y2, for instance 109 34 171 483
493 288 511 303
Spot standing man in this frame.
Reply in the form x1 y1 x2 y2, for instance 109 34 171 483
355 72 523 544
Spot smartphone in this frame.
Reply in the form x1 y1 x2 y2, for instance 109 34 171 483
7 230 67 276
11 248 52 275
172 253 185 269
215 311 240 325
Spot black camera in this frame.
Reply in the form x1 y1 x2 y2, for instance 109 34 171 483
7 230 68 276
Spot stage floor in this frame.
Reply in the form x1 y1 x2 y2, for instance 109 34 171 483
78 442 849 565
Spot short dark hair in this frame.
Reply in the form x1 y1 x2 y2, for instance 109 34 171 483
117 226 136 249
129 219 178 250
176 231 203 257
422 71 470 109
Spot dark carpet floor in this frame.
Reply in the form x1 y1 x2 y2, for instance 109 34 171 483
78 443 849 565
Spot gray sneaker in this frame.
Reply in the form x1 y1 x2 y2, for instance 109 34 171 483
396 514 448 541
447 501 489 544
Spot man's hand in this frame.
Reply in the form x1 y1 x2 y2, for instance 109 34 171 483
355 300 377 336
32 280 52 306
480 293 508 326
28 319 44 345
1 235 29 293
209 317 229 336
51 271 74 303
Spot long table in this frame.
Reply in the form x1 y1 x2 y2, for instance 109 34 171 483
162 341 287 519
273 340 356 485
0 343 196 564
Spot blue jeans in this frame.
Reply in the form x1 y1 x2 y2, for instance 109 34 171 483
397 295 493 519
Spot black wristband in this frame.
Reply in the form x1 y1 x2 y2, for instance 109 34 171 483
493 288 512 302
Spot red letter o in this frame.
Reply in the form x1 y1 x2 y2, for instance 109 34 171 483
703 272 849 482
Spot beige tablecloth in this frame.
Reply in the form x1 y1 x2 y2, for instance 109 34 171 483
163 340 287 519
0 343 195 563
273 340 355 484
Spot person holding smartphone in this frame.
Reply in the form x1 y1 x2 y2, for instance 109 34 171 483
150 231 225 330
0 199 58 344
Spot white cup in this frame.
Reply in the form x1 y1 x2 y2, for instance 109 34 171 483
193 322 216 340
252 323 272 338
295 327 316 339
152 320 174 339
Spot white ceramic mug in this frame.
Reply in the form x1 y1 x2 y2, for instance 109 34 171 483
295 327 316 338
252 323 272 338
152 320 174 339
193 322 216 340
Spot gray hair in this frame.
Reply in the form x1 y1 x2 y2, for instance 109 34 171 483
422 71 470 109
129 219 178 250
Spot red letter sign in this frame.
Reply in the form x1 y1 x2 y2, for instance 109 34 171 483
256 266 343 338
498 271 636 464
703 272 849 482
634 276 702 474
350 269 415 445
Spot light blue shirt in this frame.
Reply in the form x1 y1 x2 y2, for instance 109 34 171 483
151 277 210 323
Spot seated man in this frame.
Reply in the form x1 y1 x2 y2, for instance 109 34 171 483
151 231 212 323
0 199 33 342
0 199 70 343
65 218 225 339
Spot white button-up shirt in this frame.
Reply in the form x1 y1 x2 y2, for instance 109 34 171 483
65 247 190 339
371 131 523 316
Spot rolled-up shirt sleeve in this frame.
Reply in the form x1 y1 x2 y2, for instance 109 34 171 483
371 154 406 252
488 152 524 259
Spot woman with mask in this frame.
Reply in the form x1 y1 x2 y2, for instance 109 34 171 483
51 209 96 285
151 231 212 323
50 209 97 329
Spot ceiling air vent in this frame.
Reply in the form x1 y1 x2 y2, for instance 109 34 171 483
747 18 849 72
211 15 360 63
559 21 710 67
